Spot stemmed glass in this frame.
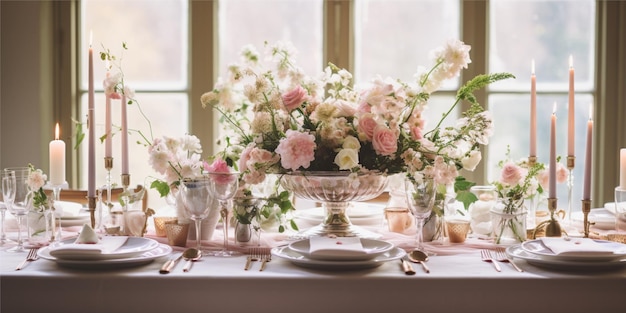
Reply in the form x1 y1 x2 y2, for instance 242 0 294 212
2 170 17 246
4 167 31 253
179 176 214 252
208 171 239 257
405 176 436 255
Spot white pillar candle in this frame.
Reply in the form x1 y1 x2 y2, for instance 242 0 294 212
49 123 66 186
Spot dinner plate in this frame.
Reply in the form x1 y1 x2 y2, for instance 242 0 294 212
47 236 160 260
506 244 626 271
520 239 626 262
288 238 394 261
571 208 615 230
272 245 405 270
38 243 172 269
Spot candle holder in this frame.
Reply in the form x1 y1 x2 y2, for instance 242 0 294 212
533 198 563 238
88 196 97 229
49 183 66 242
103 157 114 230
527 156 538 228
581 199 593 238
566 155 575 224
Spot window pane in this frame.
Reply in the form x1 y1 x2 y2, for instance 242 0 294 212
218 0 323 76
354 0 460 87
82 0 188 90
489 0 595 91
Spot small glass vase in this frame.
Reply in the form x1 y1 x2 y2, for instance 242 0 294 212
235 221 260 246
27 205 54 247
491 197 527 245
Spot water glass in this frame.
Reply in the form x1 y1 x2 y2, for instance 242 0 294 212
4 167 30 252
2 170 17 245
405 176 436 253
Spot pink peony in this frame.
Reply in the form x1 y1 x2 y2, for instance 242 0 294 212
500 162 523 186
556 163 568 184
282 85 307 111
372 125 398 156
275 130 316 171
206 158 236 184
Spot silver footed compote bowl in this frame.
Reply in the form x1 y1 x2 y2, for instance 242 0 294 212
280 171 387 238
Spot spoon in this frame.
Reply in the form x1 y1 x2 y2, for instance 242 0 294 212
408 250 430 273
182 248 201 272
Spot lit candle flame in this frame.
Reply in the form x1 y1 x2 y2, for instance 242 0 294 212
553 102 557 114
55 123 60 140
589 103 593 120
531 59 535 75
569 54 573 68
89 30 93 47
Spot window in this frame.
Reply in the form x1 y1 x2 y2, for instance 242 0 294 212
76 0 604 212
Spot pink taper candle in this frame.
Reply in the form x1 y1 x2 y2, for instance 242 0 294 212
121 94 129 175
583 104 593 200
568 55 575 157
549 103 557 199
620 149 626 190
88 31 96 198
104 64 112 158
530 60 537 157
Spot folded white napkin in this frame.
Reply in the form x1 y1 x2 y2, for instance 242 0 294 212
539 237 616 256
309 236 366 258
49 236 129 259
54 201 84 217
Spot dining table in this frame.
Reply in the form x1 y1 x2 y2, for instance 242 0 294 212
1 205 625 313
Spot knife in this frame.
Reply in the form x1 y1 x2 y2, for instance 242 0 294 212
400 258 415 275
159 253 183 274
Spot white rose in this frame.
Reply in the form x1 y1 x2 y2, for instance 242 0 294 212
342 136 361 150
461 150 482 171
334 148 359 170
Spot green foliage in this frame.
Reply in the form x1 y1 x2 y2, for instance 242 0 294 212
150 180 171 198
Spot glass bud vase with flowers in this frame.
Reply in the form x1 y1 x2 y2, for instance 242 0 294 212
25 164 56 246
492 154 545 245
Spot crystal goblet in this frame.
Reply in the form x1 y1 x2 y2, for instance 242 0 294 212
405 176 436 254
2 170 17 246
208 171 239 257
179 177 214 252
4 167 31 253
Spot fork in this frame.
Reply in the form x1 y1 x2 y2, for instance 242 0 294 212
480 249 501 272
244 248 260 270
16 248 39 271
258 248 271 272
495 248 523 272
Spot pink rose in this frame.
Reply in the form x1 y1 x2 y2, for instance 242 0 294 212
357 114 378 141
371 125 398 156
206 158 236 184
275 130 317 171
282 85 307 112
538 169 549 190
238 146 253 173
556 163 568 184
500 162 523 186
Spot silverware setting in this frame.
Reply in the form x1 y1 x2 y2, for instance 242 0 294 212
494 248 523 272
15 248 39 271
159 252 183 274
480 249 501 272
400 257 415 275
245 247 271 271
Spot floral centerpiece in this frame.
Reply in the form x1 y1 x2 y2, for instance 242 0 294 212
201 40 513 235
491 148 568 243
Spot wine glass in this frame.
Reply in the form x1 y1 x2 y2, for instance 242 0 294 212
2 170 17 246
179 176 214 252
208 171 239 257
4 167 31 253
405 176 436 254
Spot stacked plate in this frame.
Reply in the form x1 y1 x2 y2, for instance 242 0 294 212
272 237 405 270
294 203 385 228
55 201 91 227
506 238 626 270
38 236 171 269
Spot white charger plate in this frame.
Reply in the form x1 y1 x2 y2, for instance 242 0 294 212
521 239 626 262
47 236 160 260
272 245 405 270
39 244 172 269
289 238 394 261
507 244 626 271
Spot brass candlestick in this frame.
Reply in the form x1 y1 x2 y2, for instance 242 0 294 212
533 197 563 238
88 196 97 229
566 155 575 224
581 199 594 238
121 173 130 190
528 156 537 167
